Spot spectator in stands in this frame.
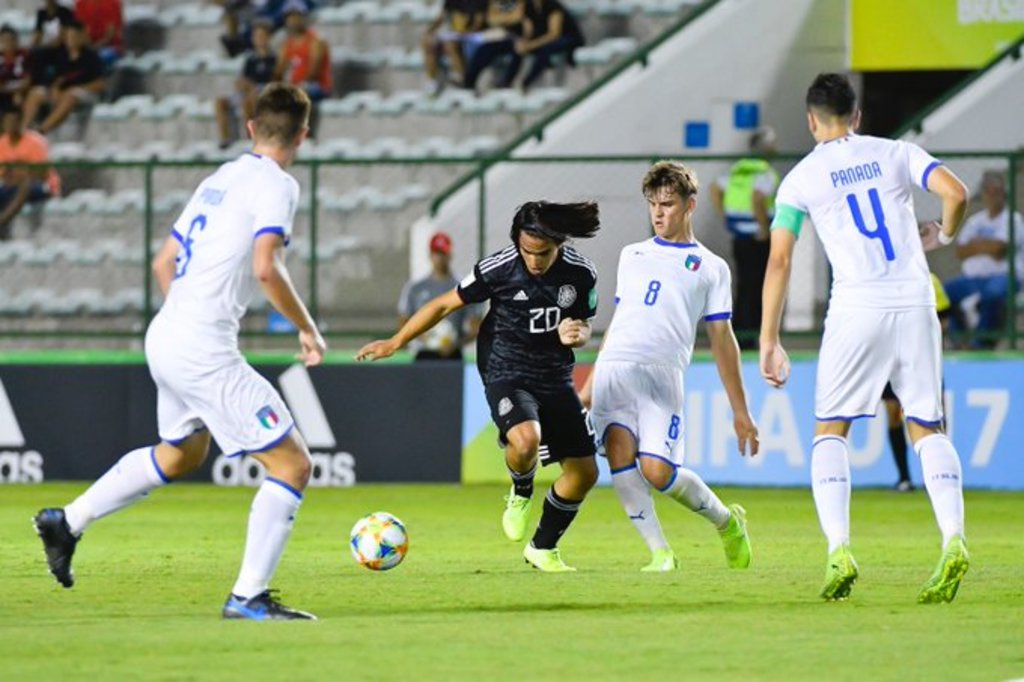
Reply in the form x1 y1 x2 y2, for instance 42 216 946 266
945 170 1024 348
710 126 779 349
32 0 76 49
421 0 487 93
398 232 482 361
217 0 317 58
0 25 31 112
274 2 331 103
216 19 277 149
508 0 583 90
0 106 60 240
74 0 123 68
462 0 525 91
21 20 105 135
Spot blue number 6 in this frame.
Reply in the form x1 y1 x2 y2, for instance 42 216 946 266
174 214 207 279
846 188 894 261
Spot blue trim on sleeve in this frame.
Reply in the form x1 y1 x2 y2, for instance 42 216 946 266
614 296 620 304
653 236 698 249
921 160 942 190
704 312 731 322
254 226 290 246
265 475 303 500
149 446 171 484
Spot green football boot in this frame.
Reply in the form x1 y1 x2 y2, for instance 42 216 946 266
502 487 532 541
719 504 752 569
523 545 576 572
820 544 859 601
918 535 969 604
641 547 679 572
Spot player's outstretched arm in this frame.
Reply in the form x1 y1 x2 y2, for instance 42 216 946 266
760 228 794 388
356 288 466 361
253 233 326 367
151 236 179 296
928 166 969 245
707 320 759 457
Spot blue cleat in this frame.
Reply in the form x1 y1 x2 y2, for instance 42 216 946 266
222 590 317 621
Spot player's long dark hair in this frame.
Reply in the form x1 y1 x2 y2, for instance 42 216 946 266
510 201 600 245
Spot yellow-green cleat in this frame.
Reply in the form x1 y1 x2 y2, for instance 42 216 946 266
523 544 576 572
641 547 679 572
918 535 969 604
719 504 752 569
502 487 532 541
820 544 859 601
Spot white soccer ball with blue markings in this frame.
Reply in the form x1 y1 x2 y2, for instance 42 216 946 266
350 512 409 571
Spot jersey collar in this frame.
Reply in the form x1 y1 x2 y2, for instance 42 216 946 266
653 236 698 249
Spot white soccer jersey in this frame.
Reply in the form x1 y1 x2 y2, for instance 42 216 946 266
158 153 299 344
598 237 733 371
774 134 940 310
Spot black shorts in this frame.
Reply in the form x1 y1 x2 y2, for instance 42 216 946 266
484 382 596 465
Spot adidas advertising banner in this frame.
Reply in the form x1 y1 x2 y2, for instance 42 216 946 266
462 359 1024 490
0 363 462 485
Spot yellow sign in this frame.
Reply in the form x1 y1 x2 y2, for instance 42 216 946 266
851 0 1024 70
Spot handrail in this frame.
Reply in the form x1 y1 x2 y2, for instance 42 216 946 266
428 0 723 216
892 35 1024 140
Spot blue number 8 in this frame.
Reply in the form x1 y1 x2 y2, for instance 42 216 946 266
846 188 894 261
644 280 662 306
174 214 208 279
667 415 680 440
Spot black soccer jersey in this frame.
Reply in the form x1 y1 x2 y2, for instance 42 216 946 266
457 244 598 389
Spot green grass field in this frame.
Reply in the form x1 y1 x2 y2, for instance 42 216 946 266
2 483 1022 681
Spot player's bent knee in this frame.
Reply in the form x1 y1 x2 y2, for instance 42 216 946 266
638 457 674 491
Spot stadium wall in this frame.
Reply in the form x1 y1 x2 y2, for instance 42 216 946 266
0 362 463 486
462 358 1024 490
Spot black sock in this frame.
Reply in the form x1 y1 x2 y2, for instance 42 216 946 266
889 427 910 482
531 488 582 550
508 462 536 499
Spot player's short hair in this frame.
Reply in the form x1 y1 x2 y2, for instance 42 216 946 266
510 201 600 245
806 73 857 119
642 161 699 200
0 24 17 37
252 83 311 147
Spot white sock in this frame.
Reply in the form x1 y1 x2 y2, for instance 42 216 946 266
811 436 851 553
915 434 965 547
660 466 730 530
64 446 169 535
611 464 668 552
231 477 303 599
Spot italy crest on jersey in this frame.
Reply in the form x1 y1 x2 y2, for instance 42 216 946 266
684 254 702 272
256 405 280 429
557 285 577 308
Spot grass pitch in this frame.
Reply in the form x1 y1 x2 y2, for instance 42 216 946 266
2 483 1022 681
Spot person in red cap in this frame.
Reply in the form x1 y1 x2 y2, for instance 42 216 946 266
397 231 481 360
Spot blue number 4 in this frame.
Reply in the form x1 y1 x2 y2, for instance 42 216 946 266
846 188 894 261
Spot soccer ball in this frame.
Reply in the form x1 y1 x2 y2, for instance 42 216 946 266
349 512 409 571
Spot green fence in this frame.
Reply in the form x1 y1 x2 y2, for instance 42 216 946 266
0 150 1020 349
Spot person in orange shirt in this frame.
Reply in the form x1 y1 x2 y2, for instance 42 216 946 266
273 3 331 102
0 106 60 239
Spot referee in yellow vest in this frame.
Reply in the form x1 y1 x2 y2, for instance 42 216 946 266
710 126 779 349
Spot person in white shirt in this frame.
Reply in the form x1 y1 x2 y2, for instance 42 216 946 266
580 161 758 572
761 73 971 603
944 170 1023 348
34 83 327 621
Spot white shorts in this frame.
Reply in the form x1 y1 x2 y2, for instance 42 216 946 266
144 318 295 456
590 360 685 466
816 306 943 426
